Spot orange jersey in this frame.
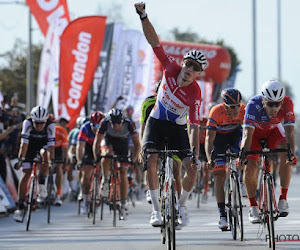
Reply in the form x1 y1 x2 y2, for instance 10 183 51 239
55 125 68 148
199 117 208 144
207 103 246 134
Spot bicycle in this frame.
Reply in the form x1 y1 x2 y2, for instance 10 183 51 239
144 147 195 250
88 163 102 225
14 155 42 231
244 139 291 249
211 148 244 241
127 164 139 208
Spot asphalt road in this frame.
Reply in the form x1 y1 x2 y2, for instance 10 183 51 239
1 170 300 250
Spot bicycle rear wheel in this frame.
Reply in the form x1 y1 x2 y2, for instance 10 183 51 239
232 172 244 241
26 176 36 231
112 176 117 227
266 176 275 250
167 181 176 250
196 168 202 209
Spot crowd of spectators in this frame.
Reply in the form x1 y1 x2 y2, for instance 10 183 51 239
0 93 26 182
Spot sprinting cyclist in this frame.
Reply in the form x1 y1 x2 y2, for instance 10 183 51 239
239 80 296 223
53 117 69 206
93 108 141 219
67 116 85 201
135 2 204 228
205 88 245 230
13 106 55 222
76 111 105 215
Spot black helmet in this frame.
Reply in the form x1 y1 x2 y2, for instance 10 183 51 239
221 88 242 105
109 108 124 123
155 80 162 93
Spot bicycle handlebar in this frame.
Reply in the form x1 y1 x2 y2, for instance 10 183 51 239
244 147 292 162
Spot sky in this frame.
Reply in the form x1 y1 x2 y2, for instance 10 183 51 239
0 0 300 113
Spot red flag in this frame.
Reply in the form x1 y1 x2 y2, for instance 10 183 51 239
59 16 107 128
26 0 70 36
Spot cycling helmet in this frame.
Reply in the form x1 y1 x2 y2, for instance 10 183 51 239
261 80 285 102
76 116 86 126
155 80 162 93
125 105 134 112
109 108 124 123
221 88 242 105
183 50 208 71
90 111 105 124
30 106 49 122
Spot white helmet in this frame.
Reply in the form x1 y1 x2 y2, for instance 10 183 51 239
261 80 286 102
183 50 208 70
76 116 86 126
30 106 49 122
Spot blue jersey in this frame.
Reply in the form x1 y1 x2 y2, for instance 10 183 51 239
243 95 295 131
68 128 80 147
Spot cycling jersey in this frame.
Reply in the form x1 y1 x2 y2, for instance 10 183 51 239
78 121 96 163
243 95 295 160
151 44 201 125
68 128 80 147
55 126 68 149
207 103 246 134
20 118 55 163
140 95 156 124
98 117 138 139
243 95 295 131
207 103 245 171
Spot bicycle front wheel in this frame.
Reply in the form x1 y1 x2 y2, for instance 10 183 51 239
266 176 275 250
26 176 36 231
92 175 98 225
167 181 176 250
225 179 235 237
47 175 54 224
232 172 244 241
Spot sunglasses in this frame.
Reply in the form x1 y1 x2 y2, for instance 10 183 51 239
34 121 46 125
91 123 100 128
265 101 282 108
183 60 202 72
225 103 241 109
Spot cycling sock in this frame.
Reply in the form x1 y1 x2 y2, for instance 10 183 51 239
249 196 258 207
179 189 191 207
218 203 226 217
38 175 47 184
149 189 160 211
204 184 209 194
279 188 288 200
57 187 62 196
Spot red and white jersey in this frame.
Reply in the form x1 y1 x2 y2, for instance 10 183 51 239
150 44 202 125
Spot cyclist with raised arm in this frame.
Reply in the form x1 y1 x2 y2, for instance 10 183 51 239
93 108 141 219
76 111 105 215
239 80 296 223
135 2 204 228
13 106 55 222
205 88 245 230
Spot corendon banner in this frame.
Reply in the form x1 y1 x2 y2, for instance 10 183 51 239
59 16 107 128
26 0 70 37
157 41 231 83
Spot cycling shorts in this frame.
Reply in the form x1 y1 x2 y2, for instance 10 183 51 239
54 147 63 162
248 125 286 161
101 135 129 163
212 127 241 172
142 117 191 161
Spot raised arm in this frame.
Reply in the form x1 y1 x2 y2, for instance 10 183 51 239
135 2 159 47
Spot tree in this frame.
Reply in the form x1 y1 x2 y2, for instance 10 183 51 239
0 39 42 110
